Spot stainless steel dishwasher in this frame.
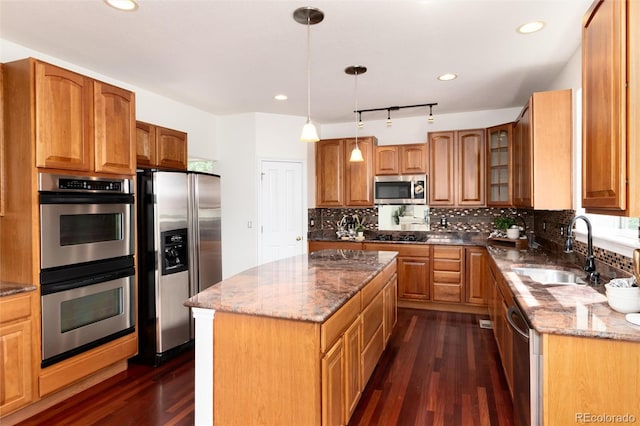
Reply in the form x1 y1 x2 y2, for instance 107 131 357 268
507 304 542 426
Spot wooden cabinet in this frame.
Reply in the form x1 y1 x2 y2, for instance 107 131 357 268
316 137 376 207
465 247 487 306
136 121 188 170
582 0 639 216
431 245 464 303
428 129 485 207
383 276 397 345
0 293 35 416
33 60 135 175
512 90 572 209
397 256 430 300
486 123 513 206
374 143 427 175
322 337 345 426
213 261 396 426
487 256 514 396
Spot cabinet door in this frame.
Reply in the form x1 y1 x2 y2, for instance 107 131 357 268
94 81 135 175
322 338 344 426
582 0 627 211
399 144 427 174
457 129 485 206
35 61 93 171
344 137 374 206
136 121 156 168
428 131 455 206
374 145 399 175
0 320 33 415
316 139 344 207
512 103 532 208
486 123 513 206
343 318 361 422
465 247 487 305
397 256 430 300
0 63 4 217
156 126 188 170
383 276 397 344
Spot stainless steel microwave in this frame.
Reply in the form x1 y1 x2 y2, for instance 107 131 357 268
374 174 427 205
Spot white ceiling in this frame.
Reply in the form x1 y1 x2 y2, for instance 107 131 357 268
0 0 593 124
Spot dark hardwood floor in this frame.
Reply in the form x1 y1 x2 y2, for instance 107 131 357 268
19 309 513 426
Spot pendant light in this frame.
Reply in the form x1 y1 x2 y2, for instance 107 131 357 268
294 7 324 142
345 65 367 162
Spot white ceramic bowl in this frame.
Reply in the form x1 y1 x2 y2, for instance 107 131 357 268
506 228 520 240
605 285 640 313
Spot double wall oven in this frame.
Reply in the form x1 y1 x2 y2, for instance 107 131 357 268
39 173 135 368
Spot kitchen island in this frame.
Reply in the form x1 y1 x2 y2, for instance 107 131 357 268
184 249 398 426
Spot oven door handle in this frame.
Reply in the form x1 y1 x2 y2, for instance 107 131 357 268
507 305 530 341
41 266 134 295
40 192 134 204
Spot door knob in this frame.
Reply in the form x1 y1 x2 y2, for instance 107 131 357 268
296 236 302 241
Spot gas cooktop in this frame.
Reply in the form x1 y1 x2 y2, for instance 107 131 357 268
373 234 425 242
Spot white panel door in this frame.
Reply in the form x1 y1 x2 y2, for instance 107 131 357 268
259 160 305 264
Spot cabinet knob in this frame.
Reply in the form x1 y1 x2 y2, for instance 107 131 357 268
296 236 302 241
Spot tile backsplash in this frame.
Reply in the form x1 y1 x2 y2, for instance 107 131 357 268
309 207 635 278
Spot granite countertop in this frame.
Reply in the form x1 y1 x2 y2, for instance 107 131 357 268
309 231 490 246
0 281 37 297
185 249 398 323
487 245 640 342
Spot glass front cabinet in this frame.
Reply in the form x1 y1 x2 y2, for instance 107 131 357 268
486 123 513 206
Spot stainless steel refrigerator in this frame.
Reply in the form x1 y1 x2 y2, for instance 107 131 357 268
136 169 222 366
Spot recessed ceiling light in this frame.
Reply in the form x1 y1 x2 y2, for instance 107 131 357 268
438 73 457 81
104 0 138 12
274 94 288 101
517 21 545 34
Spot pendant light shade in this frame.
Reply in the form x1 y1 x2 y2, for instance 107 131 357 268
345 65 367 162
349 144 364 162
294 7 324 142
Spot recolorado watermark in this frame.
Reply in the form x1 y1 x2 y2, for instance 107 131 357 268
576 413 637 423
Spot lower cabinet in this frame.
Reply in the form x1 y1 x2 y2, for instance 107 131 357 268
431 246 464 303
0 292 35 416
313 241 488 311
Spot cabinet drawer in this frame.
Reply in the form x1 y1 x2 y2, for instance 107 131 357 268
0 293 32 324
361 291 384 345
361 323 384 386
433 284 462 303
433 270 461 284
432 259 461 272
321 294 360 353
361 262 394 307
433 246 462 260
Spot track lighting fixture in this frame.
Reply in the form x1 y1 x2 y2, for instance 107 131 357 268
345 65 367 163
294 6 324 142
355 102 438 124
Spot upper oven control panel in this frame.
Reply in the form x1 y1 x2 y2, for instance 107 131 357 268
39 173 132 194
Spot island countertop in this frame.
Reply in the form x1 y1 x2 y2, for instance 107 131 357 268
487 245 640 342
184 249 398 323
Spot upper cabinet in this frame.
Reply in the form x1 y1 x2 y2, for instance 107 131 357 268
136 121 188 170
1 63 5 217
486 123 513 207
582 0 639 216
316 137 375 207
512 90 573 210
32 60 135 175
374 143 427 175
428 129 485 207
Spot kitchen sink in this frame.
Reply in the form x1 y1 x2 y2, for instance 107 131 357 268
511 266 586 285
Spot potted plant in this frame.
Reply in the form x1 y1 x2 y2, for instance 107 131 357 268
355 224 365 237
494 216 516 231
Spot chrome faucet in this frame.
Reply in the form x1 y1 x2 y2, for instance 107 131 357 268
564 215 600 285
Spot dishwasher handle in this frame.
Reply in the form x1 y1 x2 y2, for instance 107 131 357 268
507 306 530 341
